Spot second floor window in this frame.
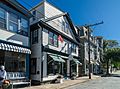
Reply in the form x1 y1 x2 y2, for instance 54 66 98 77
48 32 58 47
9 13 18 33
20 18 28 36
32 29 38 44
0 8 6 29
54 34 58 47
0 7 29 36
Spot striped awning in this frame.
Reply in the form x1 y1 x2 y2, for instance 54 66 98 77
0 43 31 54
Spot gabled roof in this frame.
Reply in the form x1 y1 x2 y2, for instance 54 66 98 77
65 13 80 43
42 12 80 43
3 0 32 18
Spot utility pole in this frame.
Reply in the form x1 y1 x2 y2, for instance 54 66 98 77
84 21 103 79
87 26 91 79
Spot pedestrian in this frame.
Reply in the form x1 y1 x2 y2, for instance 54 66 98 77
0 65 7 89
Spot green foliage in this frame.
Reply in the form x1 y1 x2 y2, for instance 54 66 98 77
103 40 119 62
112 61 120 68
105 48 120 62
103 40 119 48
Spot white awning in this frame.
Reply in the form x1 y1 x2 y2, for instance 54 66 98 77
0 43 31 54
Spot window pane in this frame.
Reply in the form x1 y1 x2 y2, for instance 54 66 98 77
32 30 38 44
0 8 5 19
9 22 18 32
21 18 28 28
9 13 18 32
9 13 18 23
20 18 28 36
0 18 6 29
54 34 58 46
0 8 6 29
49 32 54 45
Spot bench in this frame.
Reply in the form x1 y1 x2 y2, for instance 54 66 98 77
7 72 31 89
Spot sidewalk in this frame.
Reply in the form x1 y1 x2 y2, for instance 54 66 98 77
19 75 101 89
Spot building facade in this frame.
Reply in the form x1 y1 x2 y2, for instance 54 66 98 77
0 0 31 79
76 26 103 75
93 36 103 74
30 1 81 83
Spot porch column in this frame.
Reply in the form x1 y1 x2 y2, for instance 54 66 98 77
84 59 87 75
76 63 79 77
43 52 47 77
67 60 70 78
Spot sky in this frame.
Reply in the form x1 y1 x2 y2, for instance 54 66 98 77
17 0 120 43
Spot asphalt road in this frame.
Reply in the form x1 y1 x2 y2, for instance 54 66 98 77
66 71 120 89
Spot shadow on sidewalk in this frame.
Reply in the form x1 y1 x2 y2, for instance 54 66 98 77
101 73 120 77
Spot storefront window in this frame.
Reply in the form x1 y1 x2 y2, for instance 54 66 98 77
5 52 25 72
0 7 6 29
0 51 26 72
9 13 18 32
47 55 62 75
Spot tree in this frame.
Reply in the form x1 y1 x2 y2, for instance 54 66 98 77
103 40 119 74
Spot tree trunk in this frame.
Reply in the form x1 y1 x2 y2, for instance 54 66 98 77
106 59 109 75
